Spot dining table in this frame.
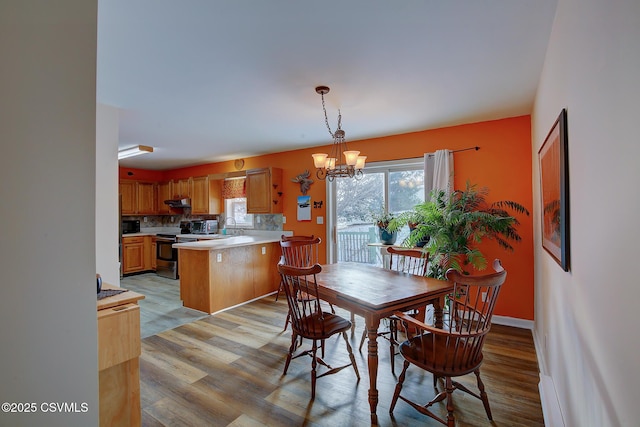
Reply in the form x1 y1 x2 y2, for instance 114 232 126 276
313 262 454 424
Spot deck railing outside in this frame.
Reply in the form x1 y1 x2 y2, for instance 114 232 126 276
337 226 378 264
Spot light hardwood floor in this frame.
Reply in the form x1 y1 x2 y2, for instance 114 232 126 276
137 293 544 426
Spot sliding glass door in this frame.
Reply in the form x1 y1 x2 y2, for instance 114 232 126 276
327 158 424 264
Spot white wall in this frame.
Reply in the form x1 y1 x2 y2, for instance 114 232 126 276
532 0 640 425
96 103 120 286
0 2 99 426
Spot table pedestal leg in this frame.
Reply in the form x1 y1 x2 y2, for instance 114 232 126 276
366 316 381 423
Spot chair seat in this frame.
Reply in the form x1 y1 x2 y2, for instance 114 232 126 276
399 334 484 377
293 312 353 340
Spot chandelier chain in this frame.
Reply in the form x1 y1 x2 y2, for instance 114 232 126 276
320 92 335 139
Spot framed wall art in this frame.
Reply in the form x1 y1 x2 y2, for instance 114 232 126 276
538 108 569 271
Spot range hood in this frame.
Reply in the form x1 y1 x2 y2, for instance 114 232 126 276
164 198 191 208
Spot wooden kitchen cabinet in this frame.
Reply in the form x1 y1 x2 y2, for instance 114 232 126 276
122 236 154 274
122 236 145 274
174 177 192 199
120 180 157 215
150 236 157 270
120 181 137 215
156 181 173 214
136 181 156 214
191 175 222 215
98 284 144 427
252 243 281 296
246 167 283 213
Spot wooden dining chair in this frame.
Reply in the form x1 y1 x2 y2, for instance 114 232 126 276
359 246 429 374
277 262 360 399
279 236 339 337
389 259 507 426
276 235 317 300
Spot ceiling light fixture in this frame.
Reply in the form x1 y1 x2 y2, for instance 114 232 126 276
118 145 154 160
312 86 365 181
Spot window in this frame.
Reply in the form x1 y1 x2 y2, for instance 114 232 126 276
329 158 424 263
222 177 253 229
224 198 254 228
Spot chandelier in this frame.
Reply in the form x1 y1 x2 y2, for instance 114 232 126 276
311 86 366 181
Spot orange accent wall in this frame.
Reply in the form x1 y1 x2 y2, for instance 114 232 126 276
119 115 534 320
118 167 164 181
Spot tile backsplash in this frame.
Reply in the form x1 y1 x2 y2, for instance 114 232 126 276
122 213 283 231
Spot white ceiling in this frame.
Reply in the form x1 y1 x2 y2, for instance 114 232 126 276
97 1 558 171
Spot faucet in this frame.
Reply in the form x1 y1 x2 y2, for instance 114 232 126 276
224 216 236 235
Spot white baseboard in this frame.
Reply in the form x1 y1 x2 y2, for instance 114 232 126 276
539 374 565 427
492 314 534 329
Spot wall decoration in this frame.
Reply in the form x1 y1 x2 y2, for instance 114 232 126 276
291 170 314 195
297 195 311 221
539 108 569 271
313 200 323 209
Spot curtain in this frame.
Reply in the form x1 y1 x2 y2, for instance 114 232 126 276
222 177 246 199
423 149 454 200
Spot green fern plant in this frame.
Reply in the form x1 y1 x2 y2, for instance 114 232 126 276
389 181 529 279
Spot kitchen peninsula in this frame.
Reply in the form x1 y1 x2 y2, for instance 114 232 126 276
174 234 285 314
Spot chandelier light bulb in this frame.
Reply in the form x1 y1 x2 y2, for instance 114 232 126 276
343 150 360 166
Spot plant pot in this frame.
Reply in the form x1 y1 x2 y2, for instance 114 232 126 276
409 224 429 248
378 228 397 245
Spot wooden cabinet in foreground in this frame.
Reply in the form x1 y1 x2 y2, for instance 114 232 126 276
97 285 144 426
246 167 283 213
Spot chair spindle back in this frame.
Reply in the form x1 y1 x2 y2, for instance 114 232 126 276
280 237 321 268
386 246 429 276
277 263 325 336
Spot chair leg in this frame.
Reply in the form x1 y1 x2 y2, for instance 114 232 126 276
445 377 456 427
389 360 410 413
389 318 398 375
283 310 291 331
310 339 318 400
474 369 493 420
275 279 283 301
341 331 360 380
283 332 297 375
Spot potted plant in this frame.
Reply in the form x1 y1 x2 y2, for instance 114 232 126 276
370 210 398 245
389 209 430 247
390 181 529 279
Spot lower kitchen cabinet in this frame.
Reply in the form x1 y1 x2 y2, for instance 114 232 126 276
122 235 155 275
97 284 144 426
150 236 157 270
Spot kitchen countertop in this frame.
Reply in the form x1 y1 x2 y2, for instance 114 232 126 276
97 283 145 310
173 235 282 250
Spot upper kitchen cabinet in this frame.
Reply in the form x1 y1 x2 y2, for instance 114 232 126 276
156 181 173 214
246 167 283 213
120 180 157 215
120 181 137 215
174 177 192 199
137 181 156 214
191 175 222 215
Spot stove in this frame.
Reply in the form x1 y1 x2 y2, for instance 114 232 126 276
156 233 179 279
